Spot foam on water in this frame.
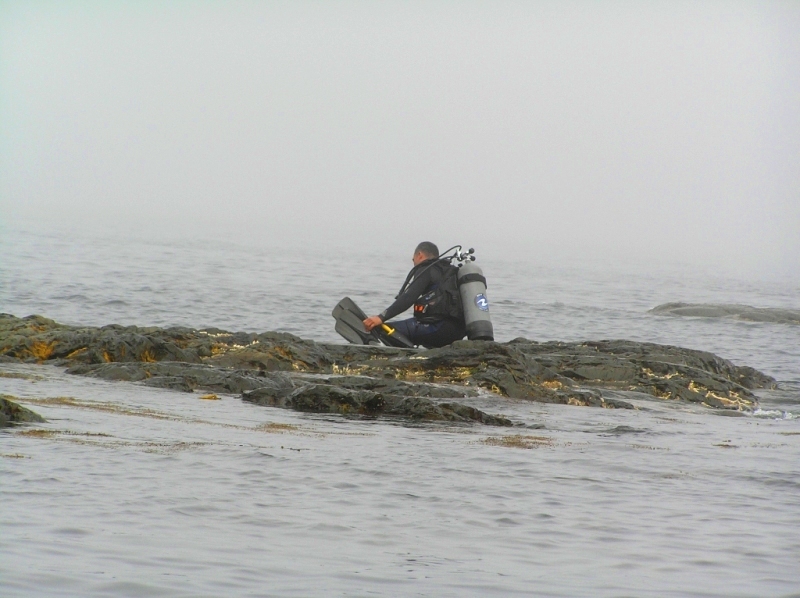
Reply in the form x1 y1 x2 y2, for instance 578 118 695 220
1 228 800 597
753 409 798 420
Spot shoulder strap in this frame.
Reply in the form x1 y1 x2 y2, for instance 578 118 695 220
396 258 440 298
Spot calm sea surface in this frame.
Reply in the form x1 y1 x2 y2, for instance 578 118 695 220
2 228 799 597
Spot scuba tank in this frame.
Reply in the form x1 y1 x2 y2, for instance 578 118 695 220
456 254 494 341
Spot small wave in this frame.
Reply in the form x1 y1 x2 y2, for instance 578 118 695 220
649 303 800 325
53 294 89 301
102 300 129 306
752 409 798 420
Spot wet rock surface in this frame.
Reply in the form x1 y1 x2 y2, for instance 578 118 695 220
0 314 778 421
650 302 800 325
0 395 46 427
243 381 512 426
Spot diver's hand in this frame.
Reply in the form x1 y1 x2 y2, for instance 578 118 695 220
363 316 383 331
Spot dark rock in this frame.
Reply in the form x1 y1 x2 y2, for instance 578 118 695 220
0 314 777 419
142 376 197 393
242 376 511 425
505 339 773 410
0 395 46 427
66 362 269 394
650 303 800 325
600 425 647 436
327 341 632 409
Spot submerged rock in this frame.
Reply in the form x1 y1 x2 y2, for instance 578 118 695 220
0 314 777 418
243 382 512 426
0 395 46 427
650 303 800 325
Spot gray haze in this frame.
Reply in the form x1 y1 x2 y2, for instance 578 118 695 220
1 1 798 278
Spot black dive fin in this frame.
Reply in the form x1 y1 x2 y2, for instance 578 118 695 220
333 296 368 321
332 297 378 345
375 324 414 348
332 296 415 348
335 318 372 345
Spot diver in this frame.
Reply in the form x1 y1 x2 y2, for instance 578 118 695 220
362 242 467 349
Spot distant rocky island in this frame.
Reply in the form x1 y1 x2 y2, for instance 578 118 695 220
0 314 777 426
650 302 800 325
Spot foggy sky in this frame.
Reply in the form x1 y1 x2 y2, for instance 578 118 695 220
1 1 798 278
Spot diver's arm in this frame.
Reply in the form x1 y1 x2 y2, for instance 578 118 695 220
379 268 433 322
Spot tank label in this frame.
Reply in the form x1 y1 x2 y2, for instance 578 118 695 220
475 294 489 311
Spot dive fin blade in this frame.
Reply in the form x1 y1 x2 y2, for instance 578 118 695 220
332 297 368 320
333 296 413 347
335 318 369 345
333 299 378 345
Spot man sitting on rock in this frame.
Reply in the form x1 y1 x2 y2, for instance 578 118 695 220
363 242 466 348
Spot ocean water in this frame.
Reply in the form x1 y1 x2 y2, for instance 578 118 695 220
1 228 799 597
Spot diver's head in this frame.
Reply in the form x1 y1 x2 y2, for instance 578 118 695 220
413 242 439 266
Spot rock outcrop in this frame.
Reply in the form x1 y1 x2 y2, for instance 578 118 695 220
650 303 800 325
0 314 777 421
0 395 46 427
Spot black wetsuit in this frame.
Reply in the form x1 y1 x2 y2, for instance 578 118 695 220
379 259 466 348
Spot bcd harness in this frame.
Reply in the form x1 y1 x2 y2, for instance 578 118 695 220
399 260 463 323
